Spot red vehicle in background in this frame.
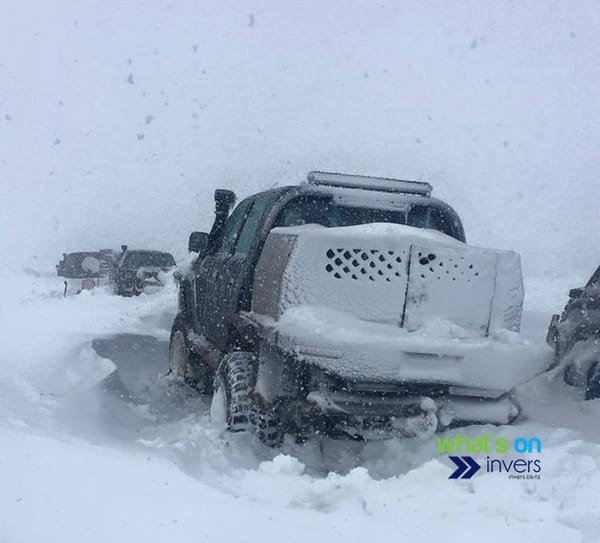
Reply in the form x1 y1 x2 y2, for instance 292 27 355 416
56 250 115 296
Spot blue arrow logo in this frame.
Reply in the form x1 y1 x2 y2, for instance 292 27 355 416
448 456 481 479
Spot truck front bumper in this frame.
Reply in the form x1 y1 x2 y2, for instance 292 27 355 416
277 329 549 395
281 387 519 440
272 323 537 439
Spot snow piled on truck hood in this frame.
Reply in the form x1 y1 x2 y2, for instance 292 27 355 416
276 305 548 391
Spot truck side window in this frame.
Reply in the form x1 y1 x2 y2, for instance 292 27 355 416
234 195 271 254
218 199 253 254
276 196 333 228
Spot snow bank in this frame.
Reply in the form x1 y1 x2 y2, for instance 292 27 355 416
226 432 600 542
3 419 600 543
0 265 599 542
0 272 177 427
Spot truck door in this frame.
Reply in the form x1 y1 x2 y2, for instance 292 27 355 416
194 193 272 348
206 193 272 348
193 198 253 342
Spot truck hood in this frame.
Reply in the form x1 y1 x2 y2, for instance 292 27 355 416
269 305 550 393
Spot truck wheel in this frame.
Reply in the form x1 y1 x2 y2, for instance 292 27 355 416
585 362 600 400
210 352 254 433
168 314 212 393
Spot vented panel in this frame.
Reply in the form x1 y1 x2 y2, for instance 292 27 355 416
404 244 497 335
324 248 408 282
413 250 482 283
279 235 412 325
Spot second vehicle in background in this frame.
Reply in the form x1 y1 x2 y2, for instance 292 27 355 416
547 264 600 399
111 246 176 296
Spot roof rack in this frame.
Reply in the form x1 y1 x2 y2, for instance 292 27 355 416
306 171 432 196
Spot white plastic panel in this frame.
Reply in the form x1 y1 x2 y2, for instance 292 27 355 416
403 244 497 335
281 231 412 325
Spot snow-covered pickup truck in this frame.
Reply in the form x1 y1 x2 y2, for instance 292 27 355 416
169 172 547 445
111 247 176 296
547 264 600 399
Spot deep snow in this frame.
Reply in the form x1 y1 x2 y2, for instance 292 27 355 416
1 274 600 542
1 1 600 541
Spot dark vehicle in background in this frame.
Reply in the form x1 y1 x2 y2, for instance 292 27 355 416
547 265 600 399
56 250 115 296
112 246 176 296
169 171 535 446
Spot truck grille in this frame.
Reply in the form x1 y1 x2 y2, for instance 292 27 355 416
342 380 448 397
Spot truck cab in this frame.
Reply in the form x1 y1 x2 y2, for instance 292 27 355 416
177 172 464 352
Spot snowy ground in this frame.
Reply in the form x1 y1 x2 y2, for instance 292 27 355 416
1 269 599 543
1 1 599 541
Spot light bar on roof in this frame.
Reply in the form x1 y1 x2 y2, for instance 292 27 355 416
307 171 432 196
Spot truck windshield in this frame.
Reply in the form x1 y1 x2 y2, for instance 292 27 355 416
276 196 457 238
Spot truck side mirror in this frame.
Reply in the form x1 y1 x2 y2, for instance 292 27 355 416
188 231 209 253
569 287 584 298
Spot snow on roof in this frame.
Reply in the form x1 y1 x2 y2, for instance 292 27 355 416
272 222 463 246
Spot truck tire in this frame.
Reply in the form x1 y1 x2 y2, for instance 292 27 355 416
168 314 212 393
210 351 283 446
210 351 254 433
585 362 600 400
